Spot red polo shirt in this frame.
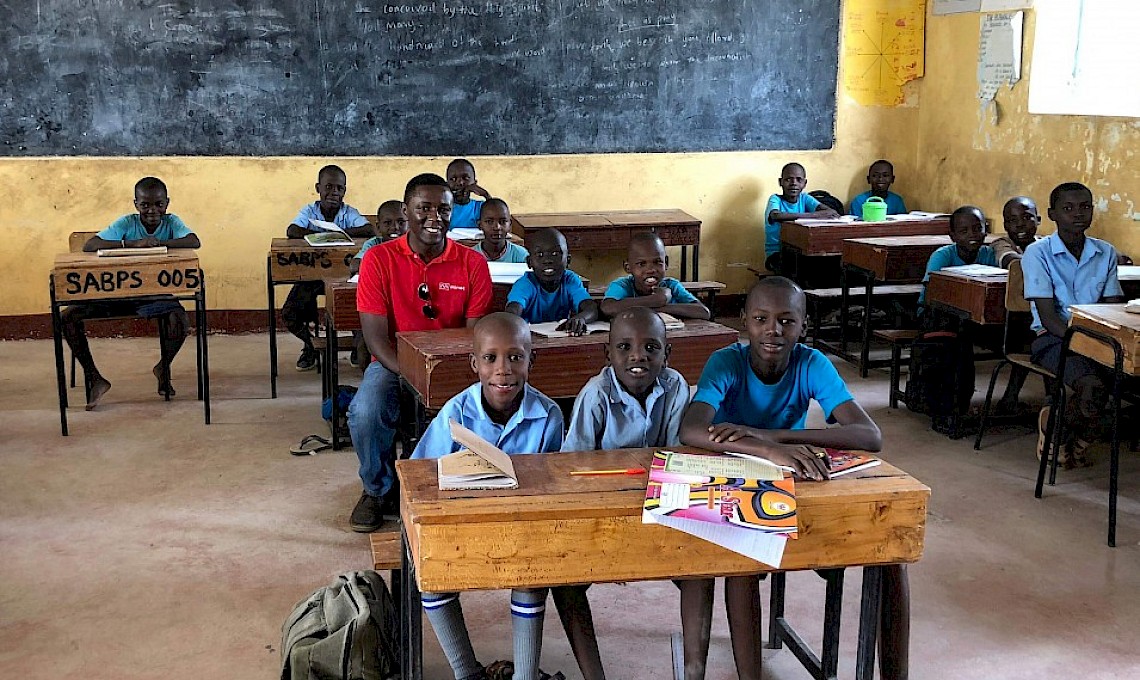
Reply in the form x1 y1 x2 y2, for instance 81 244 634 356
357 235 493 336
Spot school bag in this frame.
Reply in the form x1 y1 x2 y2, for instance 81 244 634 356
904 331 975 420
280 570 400 680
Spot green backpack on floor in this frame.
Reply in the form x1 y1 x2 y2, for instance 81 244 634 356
280 570 400 680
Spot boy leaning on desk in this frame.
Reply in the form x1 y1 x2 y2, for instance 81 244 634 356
63 176 200 411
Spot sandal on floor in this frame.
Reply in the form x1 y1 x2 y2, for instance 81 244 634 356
484 661 514 680
290 434 332 456
539 672 566 680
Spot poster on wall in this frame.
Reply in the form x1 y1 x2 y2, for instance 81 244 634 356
977 12 1023 101
933 0 980 14
843 0 927 106
1029 2 1140 117
980 0 1033 10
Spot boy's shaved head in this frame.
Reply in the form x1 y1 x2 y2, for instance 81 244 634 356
1003 196 1036 214
611 305 666 340
628 231 665 254
746 276 807 315
473 312 532 350
1050 181 1091 209
525 227 566 251
135 176 167 195
781 162 805 176
949 205 986 232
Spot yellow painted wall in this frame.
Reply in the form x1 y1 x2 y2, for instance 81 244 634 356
912 10 1139 251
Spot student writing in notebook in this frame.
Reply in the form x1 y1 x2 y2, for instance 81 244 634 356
600 232 710 321
556 306 690 680
65 176 200 410
505 227 598 335
283 165 373 371
411 313 563 680
678 277 906 680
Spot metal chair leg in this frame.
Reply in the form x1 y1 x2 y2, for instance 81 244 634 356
974 360 1009 451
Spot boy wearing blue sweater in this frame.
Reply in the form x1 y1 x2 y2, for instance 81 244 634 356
848 160 907 217
447 158 492 229
600 233 710 321
764 163 840 272
412 313 563 680
919 205 998 305
506 228 599 335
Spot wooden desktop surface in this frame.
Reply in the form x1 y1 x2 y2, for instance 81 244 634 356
842 235 988 282
52 251 202 302
511 209 700 251
397 448 930 592
268 237 364 283
925 270 1008 325
397 320 738 409
1068 304 1140 376
782 217 950 257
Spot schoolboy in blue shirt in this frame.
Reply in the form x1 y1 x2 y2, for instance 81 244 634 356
1023 182 1124 468
600 232 710 320
554 307 689 680
919 205 998 305
473 198 530 263
412 313 562 680
848 159 908 217
446 158 492 230
506 227 599 334
284 165 373 371
65 176 201 410
349 200 408 276
764 162 840 272
678 277 903 680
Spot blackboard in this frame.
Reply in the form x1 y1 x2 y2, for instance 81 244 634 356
0 1 839 156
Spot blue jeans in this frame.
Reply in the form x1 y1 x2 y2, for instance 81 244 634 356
348 361 401 497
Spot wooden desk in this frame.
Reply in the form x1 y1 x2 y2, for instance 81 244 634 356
266 238 364 397
1068 304 1140 376
397 320 738 410
781 217 950 289
396 449 929 680
49 251 211 435
925 270 1008 325
511 209 702 280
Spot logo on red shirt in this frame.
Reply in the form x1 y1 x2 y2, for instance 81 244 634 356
438 283 466 292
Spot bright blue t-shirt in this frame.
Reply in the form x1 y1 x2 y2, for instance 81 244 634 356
692 342 854 430
449 199 484 230
475 241 530 263
410 383 564 459
919 244 999 304
603 276 698 305
507 270 592 323
97 214 194 242
1021 233 1122 334
764 193 822 256
355 236 383 260
849 191 907 217
290 202 370 232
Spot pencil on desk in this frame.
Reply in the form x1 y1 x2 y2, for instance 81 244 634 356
569 468 646 476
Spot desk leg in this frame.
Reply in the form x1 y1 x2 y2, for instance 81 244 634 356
50 279 69 436
860 275 876 379
267 259 278 399
820 569 844 680
766 572 786 650
680 244 688 283
692 242 699 281
855 566 883 680
157 315 171 402
839 268 851 356
401 524 423 680
328 318 343 450
199 284 211 425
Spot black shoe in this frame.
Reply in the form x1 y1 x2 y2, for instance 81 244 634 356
350 493 384 533
380 492 400 522
296 348 318 372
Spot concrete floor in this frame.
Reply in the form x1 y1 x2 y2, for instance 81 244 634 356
2 331 1139 679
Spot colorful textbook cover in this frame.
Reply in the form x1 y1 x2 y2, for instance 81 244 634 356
642 450 797 567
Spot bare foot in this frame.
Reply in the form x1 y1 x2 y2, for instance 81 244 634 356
153 364 175 398
85 376 111 411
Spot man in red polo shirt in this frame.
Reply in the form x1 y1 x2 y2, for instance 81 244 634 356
349 173 493 532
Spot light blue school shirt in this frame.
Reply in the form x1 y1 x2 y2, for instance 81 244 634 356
849 191 907 217
410 383 564 459
603 276 698 305
507 271 592 323
918 244 999 305
1021 233 1122 334
355 236 383 260
692 342 854 430
474 241 530 263
289 202 370 232
562 366 690 452
764 193 821 257
97 214 193 242
449 198 484 230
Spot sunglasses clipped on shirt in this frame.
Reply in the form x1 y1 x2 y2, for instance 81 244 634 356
418 282 438 319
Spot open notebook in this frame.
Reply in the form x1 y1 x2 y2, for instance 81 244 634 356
436 420 518 490
530 312 685 338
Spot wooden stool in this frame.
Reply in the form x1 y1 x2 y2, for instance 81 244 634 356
874 329 920 408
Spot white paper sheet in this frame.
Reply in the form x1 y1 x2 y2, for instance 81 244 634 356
980 0 1032 10
643 509 788 568
933 0 981 15
487 262 530 285
977 12 1023 101
446 228 484 240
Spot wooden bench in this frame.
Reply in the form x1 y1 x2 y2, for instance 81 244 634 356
804 284 922 375
588 280 726 309
369 529 405 620
873 329 921 409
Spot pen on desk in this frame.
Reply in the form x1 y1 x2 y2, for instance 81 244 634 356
569 468 646 476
